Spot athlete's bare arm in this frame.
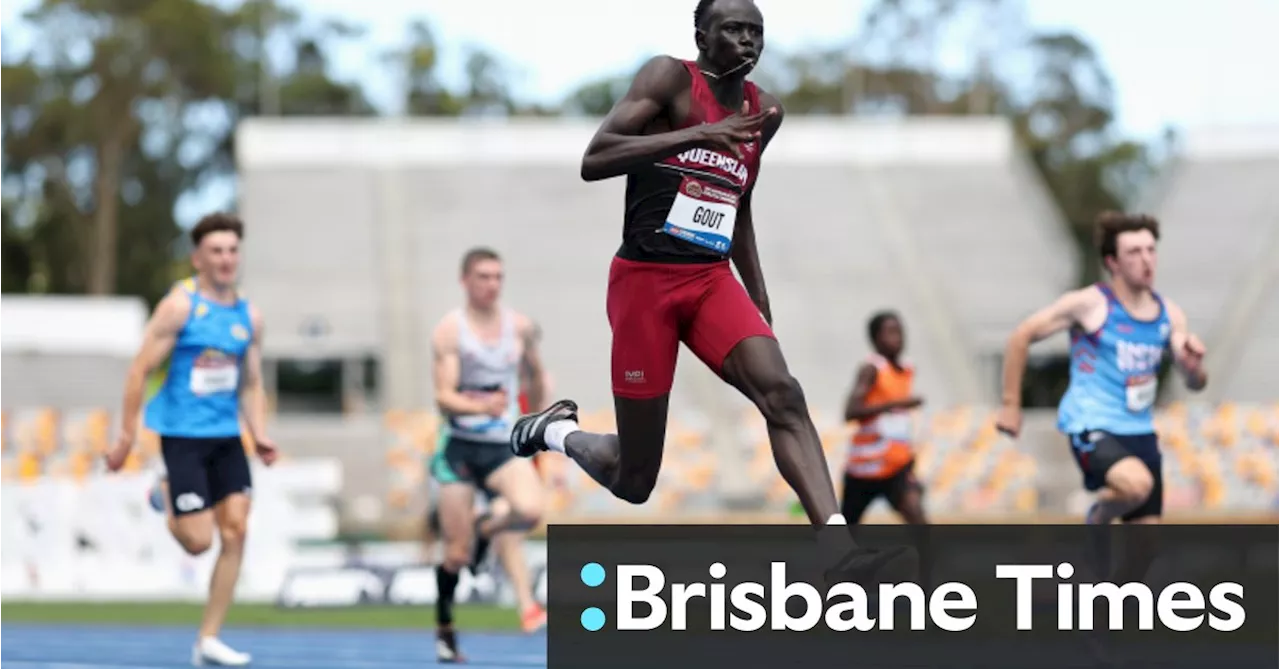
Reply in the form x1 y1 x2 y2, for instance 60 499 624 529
997 287 1103 435
581 55 775 181
515 313 548 412
1163 298 1208 391
580 56 703 181
238 305 276 462
109 289 192 469
843 363 923 422
432 316 505 417
732 91 784 323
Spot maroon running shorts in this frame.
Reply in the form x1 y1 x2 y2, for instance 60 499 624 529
606 256 776 399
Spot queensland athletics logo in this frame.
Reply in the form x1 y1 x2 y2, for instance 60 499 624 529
230 324 249 341
195 349 233 365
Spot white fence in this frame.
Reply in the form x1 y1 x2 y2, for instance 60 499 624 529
1 459 341 602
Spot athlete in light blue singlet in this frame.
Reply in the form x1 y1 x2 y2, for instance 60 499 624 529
144 278 254 439
997 212 1207 527
1056 282 1170 438
107 214 275 667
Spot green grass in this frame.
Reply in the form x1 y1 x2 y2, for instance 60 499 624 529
1 602 521 630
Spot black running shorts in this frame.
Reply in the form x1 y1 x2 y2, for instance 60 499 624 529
159 436 253 516
431 435 513 488
1069 430 1163 520
840 461 922 525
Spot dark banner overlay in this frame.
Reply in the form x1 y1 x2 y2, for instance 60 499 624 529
547 524 1277 669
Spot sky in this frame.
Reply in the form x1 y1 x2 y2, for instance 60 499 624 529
2 0 1276 223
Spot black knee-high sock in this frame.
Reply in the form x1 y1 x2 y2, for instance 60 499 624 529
470 534 491 569
436 565 460 626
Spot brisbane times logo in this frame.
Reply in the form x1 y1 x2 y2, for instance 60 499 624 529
573 561 1246 633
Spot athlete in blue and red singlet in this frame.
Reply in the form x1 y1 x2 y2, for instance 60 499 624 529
997 211 1209 529
508 0 906 582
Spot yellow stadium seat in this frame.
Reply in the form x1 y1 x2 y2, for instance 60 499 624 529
122 451 144 473
655 489 684 513
36 409 60 456
766 477 793 503
579 410 616 433
385 447 413 468
1014 487 1038 513
386 488 410 511
18 452 42 481
383 409 407 430
69 451 94 481
683 461 714 492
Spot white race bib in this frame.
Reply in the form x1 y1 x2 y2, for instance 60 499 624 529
453 414 508 431
661 176 739 254
1125 374 1157 412
876 412 913 441
848 461 884 477
191 364 239 395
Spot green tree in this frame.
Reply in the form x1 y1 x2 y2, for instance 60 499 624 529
3 0 385 305
563 71 632 116
1010 32 1158 283
385 21 465 116
7 0 236 295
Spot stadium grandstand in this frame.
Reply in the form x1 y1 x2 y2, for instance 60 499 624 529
2 117 1275 540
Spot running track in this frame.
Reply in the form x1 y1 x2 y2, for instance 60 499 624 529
1 624 546 669
4 624 1271 668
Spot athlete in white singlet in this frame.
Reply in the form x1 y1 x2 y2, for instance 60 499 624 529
429 247 548 662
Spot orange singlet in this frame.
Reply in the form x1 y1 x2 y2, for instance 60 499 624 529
846 354 916 480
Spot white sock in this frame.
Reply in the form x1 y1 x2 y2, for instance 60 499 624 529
544 420 579 454
827 513 847 525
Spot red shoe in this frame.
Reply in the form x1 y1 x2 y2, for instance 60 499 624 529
521 604 547 633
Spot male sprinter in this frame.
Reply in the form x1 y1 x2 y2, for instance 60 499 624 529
430 248 548 662
842 311 928 525
424 322 552 580
107 213 276 667
509 0 904 579
996 211 1208 527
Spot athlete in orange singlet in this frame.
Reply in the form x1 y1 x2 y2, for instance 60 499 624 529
841 311 928 525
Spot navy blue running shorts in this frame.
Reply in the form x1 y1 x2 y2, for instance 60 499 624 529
1068 431 1162 520
159 436 252 516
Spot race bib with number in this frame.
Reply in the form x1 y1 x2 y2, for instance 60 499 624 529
452 414 507 432
662 176 739 254
1125 374 1157 412
876 412 913 442
848 460 885 477
450 390 510 435
191 364 239 395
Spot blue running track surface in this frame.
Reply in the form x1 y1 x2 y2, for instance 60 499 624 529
2 624 546 669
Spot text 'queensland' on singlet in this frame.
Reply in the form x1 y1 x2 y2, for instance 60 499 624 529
145 278 254 439
445 308 522 444
847 355 917 480
1057 283 1172 437
617 59 764 264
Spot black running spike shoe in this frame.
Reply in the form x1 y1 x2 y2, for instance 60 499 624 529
818 524 920 589
510 399 579 458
